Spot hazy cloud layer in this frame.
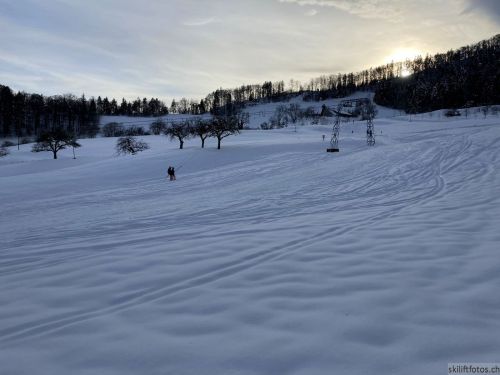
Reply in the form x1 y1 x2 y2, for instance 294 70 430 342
0 0 497 101
183 17 218 26
305 8 318 16
462 0 500 23
279 0 404 21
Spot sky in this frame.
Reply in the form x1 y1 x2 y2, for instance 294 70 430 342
0 0 498 101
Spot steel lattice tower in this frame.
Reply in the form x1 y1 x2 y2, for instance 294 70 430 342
326 98 375 152
327 117 341 152
366 116 375 146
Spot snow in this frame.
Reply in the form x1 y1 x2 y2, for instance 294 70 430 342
1 111 500 375
99 92 403 130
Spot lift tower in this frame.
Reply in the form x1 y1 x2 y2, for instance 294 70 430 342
366 115 375 146
326 98 375 152
326 102 342 152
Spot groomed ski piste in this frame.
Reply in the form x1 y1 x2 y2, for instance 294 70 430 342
1 99 500 374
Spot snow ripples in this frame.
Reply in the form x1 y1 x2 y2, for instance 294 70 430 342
1 120 500 374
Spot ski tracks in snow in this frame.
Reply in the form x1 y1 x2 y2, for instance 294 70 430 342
1 120 500 374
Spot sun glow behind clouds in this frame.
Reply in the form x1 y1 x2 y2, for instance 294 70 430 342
401 68 411 77
384 48 422 77
385 48 422 63
1 1 498 99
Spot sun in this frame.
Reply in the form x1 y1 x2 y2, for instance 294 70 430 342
401 68 411 77
386 48 422 63
384 48 422 78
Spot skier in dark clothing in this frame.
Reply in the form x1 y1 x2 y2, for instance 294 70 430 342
167 166 176 181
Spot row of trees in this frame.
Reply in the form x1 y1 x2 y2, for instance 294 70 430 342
0 90 99 138
96 96 169 116
94 86 289 117
101 114 246 150
2 113 243 160
163 114 246 150
261 103 312 130
373 36 499 112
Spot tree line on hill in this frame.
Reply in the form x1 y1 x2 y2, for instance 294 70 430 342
200 34 499 114
373 35 499 113
1 34 498 138
0 91 100 138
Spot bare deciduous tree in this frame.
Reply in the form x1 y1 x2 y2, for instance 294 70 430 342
116 136 149 155
150 119 166 135
165 122 191 149
287 103 303 124
0 146 9 157
269 105 289 129
31 129 79 159
481 106 490 118
209 116 240 149
191 119 211 148
102 122 124 137
235 112 250 129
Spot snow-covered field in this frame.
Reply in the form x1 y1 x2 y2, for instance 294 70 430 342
1 113 500 374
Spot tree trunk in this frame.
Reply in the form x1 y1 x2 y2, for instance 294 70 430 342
217 137 221 149
201 137 205 148
53 150 57 159
180 140 184 149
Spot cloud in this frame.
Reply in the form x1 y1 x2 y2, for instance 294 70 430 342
279 0 403 21
0 0 497 101
462 0 500 24
182 17 217 27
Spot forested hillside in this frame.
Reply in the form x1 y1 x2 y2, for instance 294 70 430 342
1 34 498 137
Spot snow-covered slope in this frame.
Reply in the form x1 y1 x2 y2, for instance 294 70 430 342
99 92 402 130
1 113 500 374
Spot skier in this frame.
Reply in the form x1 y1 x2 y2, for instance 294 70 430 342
167 166 176 181
322 134 325 141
